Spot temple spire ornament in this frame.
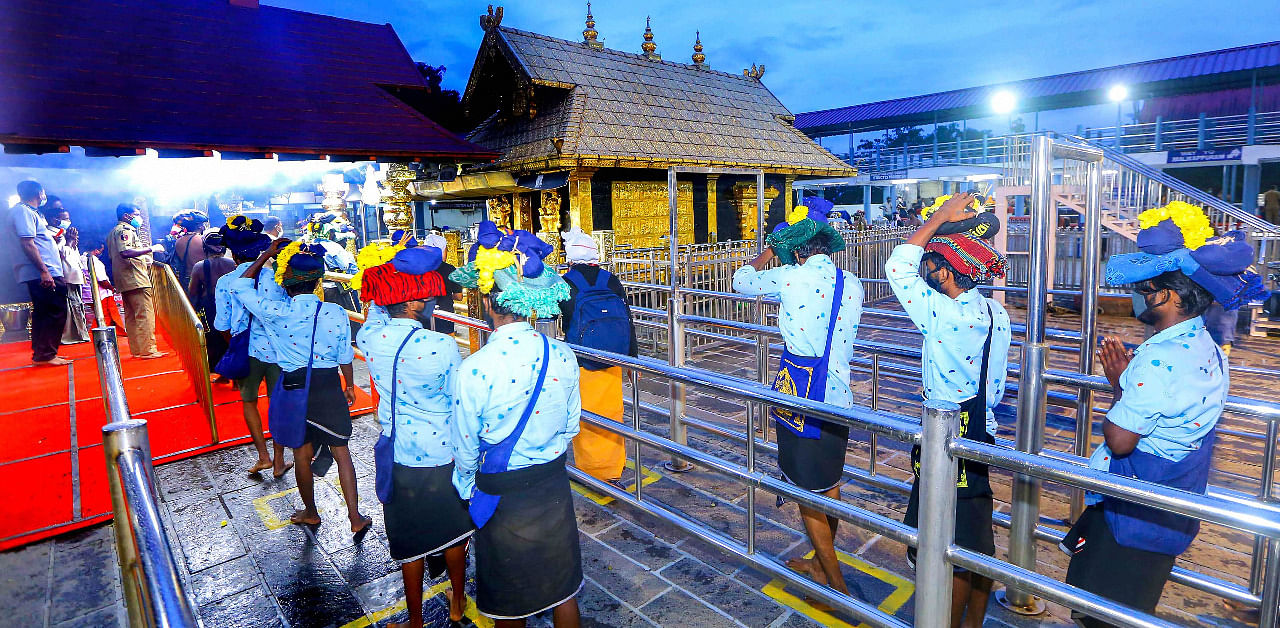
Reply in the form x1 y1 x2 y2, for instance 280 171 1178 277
582 2 602 49
743 63 765 80
691 31 707 69
641 16 660 61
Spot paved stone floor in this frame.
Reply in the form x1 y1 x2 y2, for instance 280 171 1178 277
3 305 1278 627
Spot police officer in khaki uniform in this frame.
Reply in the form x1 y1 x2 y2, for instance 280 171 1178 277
106 203 166 359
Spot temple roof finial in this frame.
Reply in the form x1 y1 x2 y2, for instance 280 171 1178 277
743 63 765 80
641 16 660 61
480 4 503 32
692 31 707 69
582 2 602 49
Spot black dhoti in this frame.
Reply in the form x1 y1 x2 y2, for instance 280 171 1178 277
384 462 474 574
473 454 583 619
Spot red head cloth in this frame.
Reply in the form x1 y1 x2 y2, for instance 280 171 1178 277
925 233 1007 282
358 262 446 306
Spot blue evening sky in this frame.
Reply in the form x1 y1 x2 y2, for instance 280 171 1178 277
266 0 1277 115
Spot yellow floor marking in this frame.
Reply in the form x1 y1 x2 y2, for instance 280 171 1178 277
760 549 914 628
340 581 492 628
570 459 661 505
251 476 344 530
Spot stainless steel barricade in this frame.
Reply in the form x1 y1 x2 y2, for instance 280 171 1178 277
93 327 196 628
432 307 1280 628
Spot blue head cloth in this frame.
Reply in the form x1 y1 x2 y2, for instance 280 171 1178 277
476 221 503 248
390 229 418 248
1108 227 1266 310
497 230 553 278
1135 219 1185 254
802 196 834 216
219 222 270 259
289 244 327 273
391 246 442 275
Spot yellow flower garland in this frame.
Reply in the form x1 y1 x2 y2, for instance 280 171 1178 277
274 239 304 286
473 246 518 294
920 194 982 221
785 205 810 225
1137 201 1214 250
350 241 403 290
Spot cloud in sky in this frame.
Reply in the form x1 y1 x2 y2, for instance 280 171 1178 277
266 0 1279 115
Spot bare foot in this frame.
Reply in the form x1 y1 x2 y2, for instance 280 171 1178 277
289 510 321 526
34 357 71 366
786 556 828 586
351 515 372 537
138 351 168 359
272 462 294 479
449 589 467 622
247 460 273 475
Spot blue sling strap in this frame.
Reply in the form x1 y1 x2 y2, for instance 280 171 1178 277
374 328 420 504
770 269 845 439
469 333 552 528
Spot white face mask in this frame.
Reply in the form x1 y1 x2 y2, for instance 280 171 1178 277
57 219 71 230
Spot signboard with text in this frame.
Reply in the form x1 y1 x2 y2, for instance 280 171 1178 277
870 169 909 182
1167 147 1242 164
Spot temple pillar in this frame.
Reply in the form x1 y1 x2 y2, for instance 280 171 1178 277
568 168 597 233
706 175 720 242
382 163 415 233
783 175 796 214
514 193 534 232
442 230 463 267
731 182 780 241
591 230 615 267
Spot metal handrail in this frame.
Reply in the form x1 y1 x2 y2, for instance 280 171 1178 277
93 327 196 628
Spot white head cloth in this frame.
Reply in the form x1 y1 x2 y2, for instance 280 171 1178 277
561 228 599 264
423 232 448 254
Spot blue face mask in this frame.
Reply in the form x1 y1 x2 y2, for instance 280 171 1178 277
129 216 143 229
1131 291 1148 319
57 219 71 230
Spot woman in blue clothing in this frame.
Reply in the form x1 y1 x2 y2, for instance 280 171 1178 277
356 246 473 628
1064 203 1267 627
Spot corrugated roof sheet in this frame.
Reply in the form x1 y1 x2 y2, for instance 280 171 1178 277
796 40 1280 134
0 0 495 159
464 26 852 175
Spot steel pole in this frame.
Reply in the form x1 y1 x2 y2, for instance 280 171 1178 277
668 166 679 290
756 171 766 253
666 292 691 472
1261 537 1280 628
94 327 131 422
1001 135 1052 615
1252 419 1280 594
916 399 961 628
1071 160 1103 520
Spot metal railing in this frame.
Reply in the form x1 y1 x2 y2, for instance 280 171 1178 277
93 327 196 628
429 305 1280 628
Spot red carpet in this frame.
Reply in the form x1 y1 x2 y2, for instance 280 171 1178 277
0 336 373 550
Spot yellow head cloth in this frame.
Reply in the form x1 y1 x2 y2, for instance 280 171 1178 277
920 194 982 221
274 239 303 286
785 205 809 225
350 241 404 291
474 245 518 294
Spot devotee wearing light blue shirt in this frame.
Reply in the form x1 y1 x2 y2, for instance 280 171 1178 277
1062 203 1261 626
447 223 583 624
732 199 861 599
886 192 1010 628
358 306 462 467
731 255 863 408
450 321 581 499
228 279 353 372
355 247 473 628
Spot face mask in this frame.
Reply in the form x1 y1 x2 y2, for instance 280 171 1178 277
414 301 436 328
57 219 71 230
129 217 143 229
924 266 945 293
1134 289 1169 326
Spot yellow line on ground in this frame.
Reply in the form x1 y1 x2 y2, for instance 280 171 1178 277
339 581 492 628
251 476 344 530
570 459 661 505
760 549 914 628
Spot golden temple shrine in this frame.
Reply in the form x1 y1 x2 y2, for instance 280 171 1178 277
457 5 854 252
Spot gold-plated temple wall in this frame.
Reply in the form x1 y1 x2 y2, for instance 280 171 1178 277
568 169 595 233
590 229 615 267
612 180 694 248
783 175 796 215
442 230 464 267
706 175 720 243
487 195 513 229
148 264 217 443
540 189 564 264
731 182 779 241
515 193 533 231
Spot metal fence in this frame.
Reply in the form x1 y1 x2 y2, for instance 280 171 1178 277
93 327 197 628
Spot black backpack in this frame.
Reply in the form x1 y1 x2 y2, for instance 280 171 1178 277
563 268 630 370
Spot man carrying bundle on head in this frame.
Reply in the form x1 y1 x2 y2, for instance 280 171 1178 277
449 222 583 627
356 244 473 628
560 227 637 487
1062 202 1265 628
213 216 292 477
232 238 370 537
732 197 864 600
885 191 1011 628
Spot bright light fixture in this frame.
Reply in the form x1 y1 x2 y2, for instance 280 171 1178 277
1108 84 1129 102
991 90 1017 114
